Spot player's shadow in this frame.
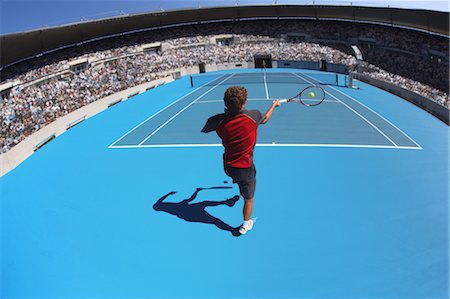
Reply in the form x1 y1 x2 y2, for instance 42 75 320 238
153 186 241 236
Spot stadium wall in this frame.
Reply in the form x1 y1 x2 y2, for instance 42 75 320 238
357 74 450 125
1 5 448 69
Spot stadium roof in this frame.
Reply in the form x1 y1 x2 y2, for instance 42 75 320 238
1 4 449 70
2 0 449 35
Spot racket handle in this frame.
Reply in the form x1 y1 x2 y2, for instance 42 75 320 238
278 99 288 103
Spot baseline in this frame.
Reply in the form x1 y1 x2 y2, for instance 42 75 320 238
109 143 422 150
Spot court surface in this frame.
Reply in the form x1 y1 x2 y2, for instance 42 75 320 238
110 71 420 149
1 68 449 298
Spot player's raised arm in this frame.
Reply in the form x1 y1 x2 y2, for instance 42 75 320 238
261 100 281 124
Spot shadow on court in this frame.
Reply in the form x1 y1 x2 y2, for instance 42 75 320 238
153 186 241 236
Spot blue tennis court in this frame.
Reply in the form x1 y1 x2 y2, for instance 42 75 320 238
2 68 448 298
110 71 420 149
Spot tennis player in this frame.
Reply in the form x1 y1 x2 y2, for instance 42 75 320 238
201 86 280 235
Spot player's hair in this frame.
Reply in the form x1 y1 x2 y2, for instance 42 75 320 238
224 86 247 113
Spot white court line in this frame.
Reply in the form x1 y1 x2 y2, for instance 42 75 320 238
109 74 228 147
292 72 399 147
263 72 270 99
109 143 422 150
137 74 236 146
194 98 340 104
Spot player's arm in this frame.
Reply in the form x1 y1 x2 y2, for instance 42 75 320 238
201 114 225 133
261 100 281 124
182 188 203 204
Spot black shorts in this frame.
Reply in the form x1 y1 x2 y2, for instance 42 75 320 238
224 164 256 200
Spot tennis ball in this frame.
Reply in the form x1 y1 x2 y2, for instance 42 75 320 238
309 92 315 98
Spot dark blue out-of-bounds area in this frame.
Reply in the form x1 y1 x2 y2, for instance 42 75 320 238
1 69 449 298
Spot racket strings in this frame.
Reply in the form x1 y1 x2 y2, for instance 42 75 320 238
298 86 325 106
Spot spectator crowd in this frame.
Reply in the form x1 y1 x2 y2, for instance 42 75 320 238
1 20 448 154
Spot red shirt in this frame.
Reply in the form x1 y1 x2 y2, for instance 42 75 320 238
202 109 264 168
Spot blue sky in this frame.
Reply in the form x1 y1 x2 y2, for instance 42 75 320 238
0 0 448 35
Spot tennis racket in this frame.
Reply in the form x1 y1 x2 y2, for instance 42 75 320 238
279 86 326 107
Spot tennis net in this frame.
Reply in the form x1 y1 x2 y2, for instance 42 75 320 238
190 72 341 87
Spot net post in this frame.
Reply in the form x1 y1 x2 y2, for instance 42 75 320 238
190 76 193 88
348 72 360 89
349 45 363 89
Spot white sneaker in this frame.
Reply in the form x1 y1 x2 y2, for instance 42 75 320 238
239 218 255 235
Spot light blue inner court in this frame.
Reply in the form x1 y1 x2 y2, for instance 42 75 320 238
1 68 449 298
